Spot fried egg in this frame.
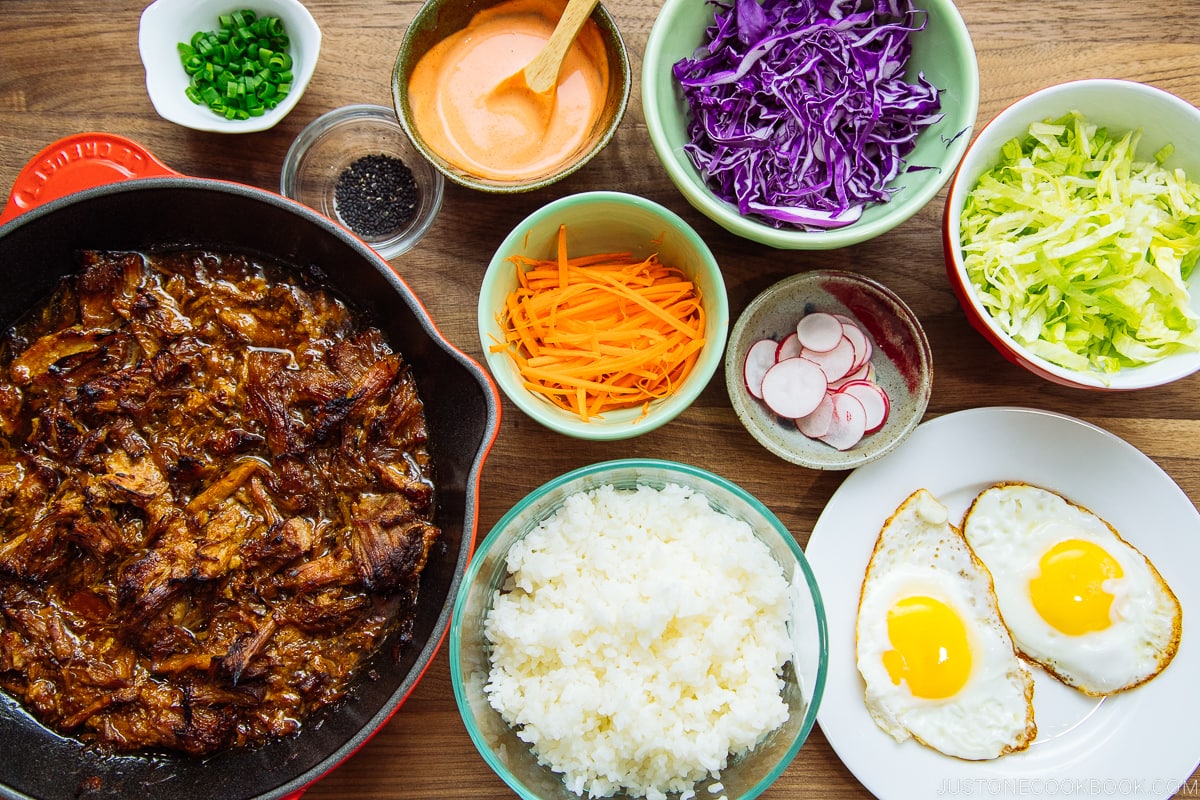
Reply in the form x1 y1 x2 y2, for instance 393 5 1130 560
856 489 1037 760
962 482 1182 696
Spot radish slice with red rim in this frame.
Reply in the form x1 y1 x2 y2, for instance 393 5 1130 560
760 357 828 419
775 331 803 362
840 322 871 371
828 361 871 390
802 337 855 383
838 379 890 434
818 392 868 451
795 312 844 353
744 338 778 399
795 391 835 438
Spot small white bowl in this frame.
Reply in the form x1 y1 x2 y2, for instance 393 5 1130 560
139 0 321 133
944 79 1200 390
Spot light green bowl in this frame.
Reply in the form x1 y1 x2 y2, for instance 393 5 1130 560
642 0 980 250
449 458 829 800
478 191 729 440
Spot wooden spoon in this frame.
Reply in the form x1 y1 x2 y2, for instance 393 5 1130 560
519 0 601 94
492 0 601 117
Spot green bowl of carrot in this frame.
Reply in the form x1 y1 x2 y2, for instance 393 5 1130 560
479 191 729 440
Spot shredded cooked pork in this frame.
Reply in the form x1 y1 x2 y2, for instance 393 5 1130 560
0 249 438 755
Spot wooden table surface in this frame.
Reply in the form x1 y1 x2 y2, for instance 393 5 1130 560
3 1 1200 798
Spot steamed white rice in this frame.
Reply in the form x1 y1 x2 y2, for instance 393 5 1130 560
483 482 793 800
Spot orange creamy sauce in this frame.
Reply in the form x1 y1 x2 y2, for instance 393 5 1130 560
408 0 610 182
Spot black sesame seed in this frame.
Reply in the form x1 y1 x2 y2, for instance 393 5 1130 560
333 153 419 238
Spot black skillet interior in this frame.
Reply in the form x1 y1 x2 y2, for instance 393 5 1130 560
0 178 499 800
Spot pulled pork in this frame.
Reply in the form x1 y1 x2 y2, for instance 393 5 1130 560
0 250 437 755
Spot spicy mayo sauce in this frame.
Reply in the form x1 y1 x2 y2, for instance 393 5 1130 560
407 0 610 182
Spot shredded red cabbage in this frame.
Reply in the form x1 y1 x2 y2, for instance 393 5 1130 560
672 0 944 230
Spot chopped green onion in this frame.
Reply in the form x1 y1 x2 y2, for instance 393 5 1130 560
177 9 293 121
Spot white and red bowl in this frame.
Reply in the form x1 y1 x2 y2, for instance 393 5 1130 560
943 78 1200 390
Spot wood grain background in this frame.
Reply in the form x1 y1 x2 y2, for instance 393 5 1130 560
2 1 1199 797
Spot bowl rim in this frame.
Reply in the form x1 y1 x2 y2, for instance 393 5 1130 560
279 103 446 258
477 190 729 440
942 77 1200 390
641 0 980 249
724 270 933 469
448 457 830 800
391 0 632 194
138 0 322 133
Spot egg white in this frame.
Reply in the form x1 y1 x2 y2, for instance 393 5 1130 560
962 483 1181 696
857 489 1037 760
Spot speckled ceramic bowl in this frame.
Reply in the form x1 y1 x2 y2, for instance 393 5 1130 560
725 271 932 470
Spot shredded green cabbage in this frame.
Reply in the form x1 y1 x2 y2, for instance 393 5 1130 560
959 112 1200 376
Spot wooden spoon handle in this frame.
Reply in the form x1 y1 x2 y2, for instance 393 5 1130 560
524 0 601 94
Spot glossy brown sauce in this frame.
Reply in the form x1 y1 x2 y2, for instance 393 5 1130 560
0 249 437 755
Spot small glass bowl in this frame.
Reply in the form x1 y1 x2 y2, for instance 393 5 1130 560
281 104 444 258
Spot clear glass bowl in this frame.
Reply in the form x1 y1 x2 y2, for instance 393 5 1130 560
281 104 444 258
449 458 829 800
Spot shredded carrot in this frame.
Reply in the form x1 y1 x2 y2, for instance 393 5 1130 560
492 224 706 422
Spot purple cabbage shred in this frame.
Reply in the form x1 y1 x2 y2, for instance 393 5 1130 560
672 0 944 231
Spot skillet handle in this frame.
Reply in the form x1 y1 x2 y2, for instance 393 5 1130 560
0 132 178 225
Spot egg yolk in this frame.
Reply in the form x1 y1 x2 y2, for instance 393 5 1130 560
883 595 972 699
1029 538 1123 635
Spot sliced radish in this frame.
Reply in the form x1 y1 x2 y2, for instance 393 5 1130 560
802 336 856 383
744 308 892 453
760 357 828 419
795 392 835 438
828 361 871 390
818 392 868 451
795 312 844 353
743 338 779 399
838 379 890 434
775 331 803 362
840 322 872 371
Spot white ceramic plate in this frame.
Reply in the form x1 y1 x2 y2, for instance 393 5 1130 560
807 406 1200 799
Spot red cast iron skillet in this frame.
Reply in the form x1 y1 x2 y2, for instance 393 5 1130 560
0 134 502 800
